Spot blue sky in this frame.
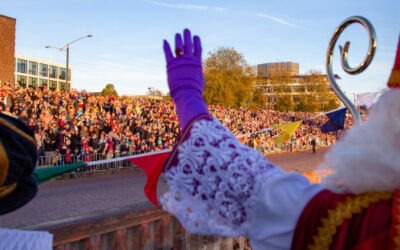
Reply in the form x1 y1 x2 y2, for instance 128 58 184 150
1 0 399 96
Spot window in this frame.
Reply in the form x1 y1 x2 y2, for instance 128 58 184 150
39 79 47 88
40 64 48 77
29 61 38 75
292 85 306 92
49 66 57 78
17 75 27 88
60 82 66 91
17 59 27 73
28 77 37 88
59 67 66 80
49 80 57 90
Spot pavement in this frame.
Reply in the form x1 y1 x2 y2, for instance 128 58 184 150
0 148 329 229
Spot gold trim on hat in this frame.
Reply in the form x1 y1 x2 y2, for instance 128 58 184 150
0 182 17 199
0 117 36 146
0 141 9 186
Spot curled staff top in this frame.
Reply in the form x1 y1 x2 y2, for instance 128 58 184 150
326 16 377 125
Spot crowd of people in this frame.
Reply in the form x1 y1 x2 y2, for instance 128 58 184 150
0 81 353 167
209 105 353 154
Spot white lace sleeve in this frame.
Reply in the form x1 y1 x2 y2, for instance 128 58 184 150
160 117 286 236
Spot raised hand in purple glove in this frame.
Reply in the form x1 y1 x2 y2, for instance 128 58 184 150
163 29 209 131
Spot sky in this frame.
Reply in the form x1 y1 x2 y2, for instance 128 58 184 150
1 0 399 97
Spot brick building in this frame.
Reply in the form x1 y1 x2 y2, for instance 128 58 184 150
0 14 16 85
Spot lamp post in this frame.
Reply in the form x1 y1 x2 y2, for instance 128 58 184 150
45 34 92 89
267 85 273 109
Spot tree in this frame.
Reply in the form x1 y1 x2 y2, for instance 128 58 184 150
249 88 266 109
264 67 295 111
101 83 118 97
304 70 340 112
147 88 163 96
203 47 263 108
275 94 294 111
295 96 310 112
325 98 340 111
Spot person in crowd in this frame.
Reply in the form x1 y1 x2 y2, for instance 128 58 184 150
159 29 400 249
310 138 317 154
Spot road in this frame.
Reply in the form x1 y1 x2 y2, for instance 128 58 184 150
0 148 328 229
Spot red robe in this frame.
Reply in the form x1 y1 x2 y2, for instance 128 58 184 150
291 189 400 249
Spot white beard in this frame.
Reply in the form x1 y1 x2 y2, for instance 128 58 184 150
319 89 400 194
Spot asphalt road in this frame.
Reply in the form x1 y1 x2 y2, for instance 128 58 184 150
0 148 328 229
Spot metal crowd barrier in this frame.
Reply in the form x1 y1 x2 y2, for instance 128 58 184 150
37 151 146 175
37 137 334 178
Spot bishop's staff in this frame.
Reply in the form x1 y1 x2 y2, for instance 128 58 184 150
326 16 377 125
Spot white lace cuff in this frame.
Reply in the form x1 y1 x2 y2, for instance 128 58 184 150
161 116 284 236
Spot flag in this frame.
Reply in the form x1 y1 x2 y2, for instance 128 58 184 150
34 150 170 207
274 120 302 147
321 107 347 133
355 92 381 108
33 162 86 184
128 151 170 207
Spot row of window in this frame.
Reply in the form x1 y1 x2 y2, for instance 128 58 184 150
16 58 70 81
257 62 300 77
15 75 70 91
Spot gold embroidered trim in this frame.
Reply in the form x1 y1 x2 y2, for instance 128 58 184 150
0 182 17 198
0 141 9 186
394 192 400 249
309 192 392 250
0 117 36 146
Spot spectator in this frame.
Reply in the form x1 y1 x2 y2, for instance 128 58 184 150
0 79 356 167
311 138 317 153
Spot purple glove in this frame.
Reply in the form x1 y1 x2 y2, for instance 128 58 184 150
163 29 209 130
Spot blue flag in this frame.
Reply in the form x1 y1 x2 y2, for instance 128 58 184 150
321 107 347 133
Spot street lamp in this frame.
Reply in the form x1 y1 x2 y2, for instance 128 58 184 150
45 34 92 89
267 85 273 108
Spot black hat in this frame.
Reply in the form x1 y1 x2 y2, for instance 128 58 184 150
0 113 38 215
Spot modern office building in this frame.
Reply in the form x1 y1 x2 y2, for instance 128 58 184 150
0 15 16 84
256 61 339 110
257 74 330 98
257 62 299 78
257 74 339 111
15 55 71 91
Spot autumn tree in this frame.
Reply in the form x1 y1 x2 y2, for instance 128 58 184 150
295 95 316 112
304 70 340 112
147 88 163 96
101 83 118 97
264 67 295 111
203 47 263 108
275 94 294 111
250 88 266 109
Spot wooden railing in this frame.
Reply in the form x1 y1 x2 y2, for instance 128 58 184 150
26 205 250 250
